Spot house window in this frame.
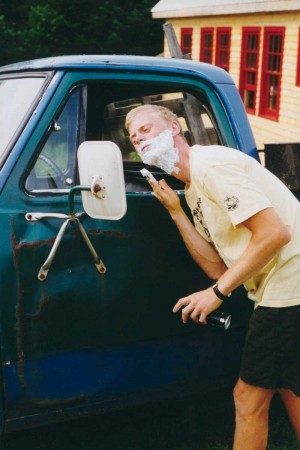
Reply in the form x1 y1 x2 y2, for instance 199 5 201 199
259 27 285 121
200 28 214 63
296 28 300 86
180 28 193 56
215 28 231 71
239 27 261 114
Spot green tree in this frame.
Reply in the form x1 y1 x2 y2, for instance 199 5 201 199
0 0 163 65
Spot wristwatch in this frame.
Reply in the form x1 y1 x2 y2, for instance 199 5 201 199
212 282 231 303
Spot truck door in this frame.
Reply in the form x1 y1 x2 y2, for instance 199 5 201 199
0 72 249 424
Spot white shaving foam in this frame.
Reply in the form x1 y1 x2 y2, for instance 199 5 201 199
137 129 180 174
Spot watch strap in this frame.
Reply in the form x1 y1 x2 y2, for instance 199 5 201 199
212 283 231 302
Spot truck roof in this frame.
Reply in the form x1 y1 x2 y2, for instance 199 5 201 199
0 54 234 85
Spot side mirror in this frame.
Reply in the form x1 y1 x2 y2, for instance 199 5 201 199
77 141 127 220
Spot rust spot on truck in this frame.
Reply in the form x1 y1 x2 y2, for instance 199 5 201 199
88 229 129 238
10 217 25 381
26 296 51 320
9 216 129 388
10 218 58 381
68 227 130 240
14 237 56 250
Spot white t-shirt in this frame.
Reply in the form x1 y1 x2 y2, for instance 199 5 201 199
185 145 300 307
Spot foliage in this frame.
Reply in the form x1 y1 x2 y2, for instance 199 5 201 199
0 0 163 65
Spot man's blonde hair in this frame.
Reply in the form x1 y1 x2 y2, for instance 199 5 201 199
125 104 182 133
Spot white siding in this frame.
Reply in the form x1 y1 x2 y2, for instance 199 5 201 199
162 12 300 149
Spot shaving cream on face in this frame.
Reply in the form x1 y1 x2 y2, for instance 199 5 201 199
137 129 180 174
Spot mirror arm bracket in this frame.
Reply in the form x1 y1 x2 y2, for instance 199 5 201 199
68 185 90 216
26 183 107 281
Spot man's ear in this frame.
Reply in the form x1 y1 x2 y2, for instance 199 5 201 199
171 120 181 136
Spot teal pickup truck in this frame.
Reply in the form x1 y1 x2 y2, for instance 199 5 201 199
0 55 256 439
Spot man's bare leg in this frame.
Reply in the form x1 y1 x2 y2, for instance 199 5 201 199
233 378 275 450
278 388 300 440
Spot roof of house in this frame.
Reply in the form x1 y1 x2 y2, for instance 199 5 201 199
151 0 300 18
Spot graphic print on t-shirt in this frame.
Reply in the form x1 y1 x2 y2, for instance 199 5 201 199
224 195 240 212
192 197 211 239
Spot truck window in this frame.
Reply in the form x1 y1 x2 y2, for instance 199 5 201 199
25 82 221 194
102 92 220 162
100 91 221 192
0 76 46 162
26 87 84 193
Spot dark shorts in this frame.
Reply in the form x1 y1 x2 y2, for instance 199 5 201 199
240 304 300 396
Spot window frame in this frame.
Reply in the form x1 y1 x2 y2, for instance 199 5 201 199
239 27 261 115
215 27 231 71
296 28 300 87
200 28 214 64
180 28 193 57
259 26 285 121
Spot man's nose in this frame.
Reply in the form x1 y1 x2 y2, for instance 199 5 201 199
134 132 144 146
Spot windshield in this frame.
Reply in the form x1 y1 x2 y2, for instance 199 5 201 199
0 76 46 158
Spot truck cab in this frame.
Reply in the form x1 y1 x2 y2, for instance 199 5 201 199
0 55 255 436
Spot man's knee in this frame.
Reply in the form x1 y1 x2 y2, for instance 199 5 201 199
233 380 252 416
233 379 274 419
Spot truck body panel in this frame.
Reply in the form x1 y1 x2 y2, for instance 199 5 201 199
0 55 256 433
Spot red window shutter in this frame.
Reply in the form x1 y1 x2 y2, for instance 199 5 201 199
180 28 193 56
215 27 231 71
200 28 214 64
259 27 285 121
239 27 261 114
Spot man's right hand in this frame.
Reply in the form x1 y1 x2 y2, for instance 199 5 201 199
149 179 182 218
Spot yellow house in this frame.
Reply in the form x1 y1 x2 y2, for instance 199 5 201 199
152 0 300 150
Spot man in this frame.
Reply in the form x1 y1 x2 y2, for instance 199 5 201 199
125 104 300 450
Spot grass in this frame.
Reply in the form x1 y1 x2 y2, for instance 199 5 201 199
183 392 300 450
3 390 299 449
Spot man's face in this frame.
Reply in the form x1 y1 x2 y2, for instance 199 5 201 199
128 110 180 175
128 111 171 152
